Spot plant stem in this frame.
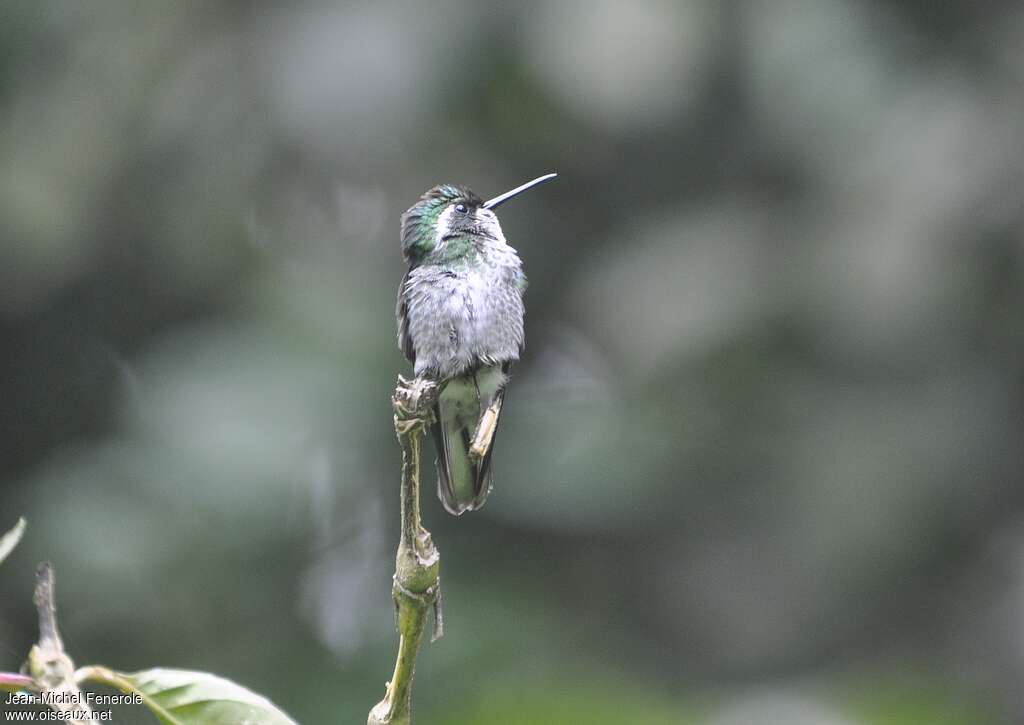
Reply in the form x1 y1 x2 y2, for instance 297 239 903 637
0 672 33 693
26 563 93 725
75 666 178 723
368 376 442 725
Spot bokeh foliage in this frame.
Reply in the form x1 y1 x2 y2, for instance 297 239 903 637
1 1 1023 723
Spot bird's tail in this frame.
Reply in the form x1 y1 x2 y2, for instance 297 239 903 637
432 368 507 515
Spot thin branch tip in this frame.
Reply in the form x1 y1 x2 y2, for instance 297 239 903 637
33 562 63 652
369 374 443 724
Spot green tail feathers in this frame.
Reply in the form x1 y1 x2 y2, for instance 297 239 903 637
431 367 507 515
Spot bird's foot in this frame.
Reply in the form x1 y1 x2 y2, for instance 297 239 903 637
392 375 440 434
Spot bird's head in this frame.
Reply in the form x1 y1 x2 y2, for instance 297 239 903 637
400 174 556 263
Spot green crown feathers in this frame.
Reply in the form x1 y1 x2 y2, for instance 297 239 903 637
400 184 482 262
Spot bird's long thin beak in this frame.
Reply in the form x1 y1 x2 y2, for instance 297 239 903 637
482 173 558 210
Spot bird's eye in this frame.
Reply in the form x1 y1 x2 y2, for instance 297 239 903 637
454 203 468 214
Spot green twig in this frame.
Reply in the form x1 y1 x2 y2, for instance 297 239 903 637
75 666 177 722
368 375 442 725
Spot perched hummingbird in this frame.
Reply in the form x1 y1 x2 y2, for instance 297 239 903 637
396 173 557 515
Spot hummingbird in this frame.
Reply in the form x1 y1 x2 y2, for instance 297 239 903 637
396 173 557 515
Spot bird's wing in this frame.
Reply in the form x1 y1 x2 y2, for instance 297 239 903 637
516 270 527 355
395 268 416 364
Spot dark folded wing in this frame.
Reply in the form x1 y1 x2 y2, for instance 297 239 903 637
395 269 416 364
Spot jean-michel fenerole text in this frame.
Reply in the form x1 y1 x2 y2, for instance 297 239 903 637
6 689 143 706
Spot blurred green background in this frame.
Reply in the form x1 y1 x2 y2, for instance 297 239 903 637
1 1 1022 723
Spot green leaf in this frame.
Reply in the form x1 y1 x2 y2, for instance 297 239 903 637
0 517 25 566
82 666 297 725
